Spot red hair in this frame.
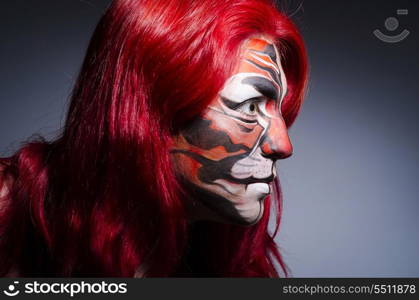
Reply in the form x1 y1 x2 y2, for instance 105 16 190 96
0 0 307 277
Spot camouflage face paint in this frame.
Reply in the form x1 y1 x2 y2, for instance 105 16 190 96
171 37 292 225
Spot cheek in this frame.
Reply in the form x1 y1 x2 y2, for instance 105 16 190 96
171 151 202 183
204 109 264 150
171 105 270 185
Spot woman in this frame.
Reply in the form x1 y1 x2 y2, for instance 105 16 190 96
0 0 307 277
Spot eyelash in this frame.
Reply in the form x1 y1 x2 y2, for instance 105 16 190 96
235 97 266 117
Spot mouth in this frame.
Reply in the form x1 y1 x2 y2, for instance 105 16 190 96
227 173 275 185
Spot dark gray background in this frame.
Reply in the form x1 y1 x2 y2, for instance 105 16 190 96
1 1 418 277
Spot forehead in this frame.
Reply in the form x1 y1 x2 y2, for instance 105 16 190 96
238 38 280 72
244 38 277 56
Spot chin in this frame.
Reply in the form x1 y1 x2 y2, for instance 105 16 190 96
211 181 270 225
235 200 265 225
206 189 268 226
182 180 270 226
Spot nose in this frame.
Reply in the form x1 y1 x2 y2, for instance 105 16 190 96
259 116 293 160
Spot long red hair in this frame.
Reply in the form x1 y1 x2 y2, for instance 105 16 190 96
0 0 307 277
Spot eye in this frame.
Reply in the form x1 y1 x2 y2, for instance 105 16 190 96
236 98 265 116
237 102 258 115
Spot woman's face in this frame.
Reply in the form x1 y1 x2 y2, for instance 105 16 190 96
171 37 292 225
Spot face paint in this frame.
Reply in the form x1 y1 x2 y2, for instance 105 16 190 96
171 37 292 225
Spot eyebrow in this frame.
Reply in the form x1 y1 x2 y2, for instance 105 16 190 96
241 76 279 100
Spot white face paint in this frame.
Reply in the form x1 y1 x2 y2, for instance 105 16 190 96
171 37 292 225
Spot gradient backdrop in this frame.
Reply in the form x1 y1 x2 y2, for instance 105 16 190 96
1 0 418 277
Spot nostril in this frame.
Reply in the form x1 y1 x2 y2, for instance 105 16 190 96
261 149 293 160
260 136 293 160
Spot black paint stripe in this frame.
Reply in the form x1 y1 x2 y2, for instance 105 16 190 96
251 44 277 62
181 118 251 152
241 76 279 101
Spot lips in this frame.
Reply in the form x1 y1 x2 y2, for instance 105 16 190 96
247 182 270 195
227 173 275 185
